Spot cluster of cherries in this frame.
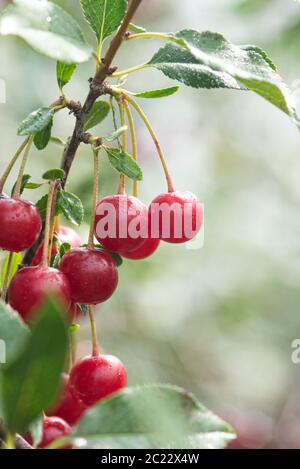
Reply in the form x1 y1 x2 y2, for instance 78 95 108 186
0 188 203 447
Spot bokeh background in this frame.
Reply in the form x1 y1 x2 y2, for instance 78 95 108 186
1 0 300 448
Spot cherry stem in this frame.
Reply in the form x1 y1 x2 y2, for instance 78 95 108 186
117 99 127 195
88 149 100 249
126 31 184 45
1 252 13 301
41 180 57 268
0 137 31 195
124 100 139 197
88 305 99 356
112 63 148 78
12 136 33 200
125 94 175 193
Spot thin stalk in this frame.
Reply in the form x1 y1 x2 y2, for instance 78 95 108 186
125 94 175 192
1 252 13 300
124 100 139 197
87 149 100 357
12 136 33 199
41 180 57 268
88 150 100 249
0 137 30 195
118 99 127 194
126 32 184 45
112 63 148 78
88 305 99 356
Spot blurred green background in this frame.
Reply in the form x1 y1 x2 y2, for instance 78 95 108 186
2 0 300 448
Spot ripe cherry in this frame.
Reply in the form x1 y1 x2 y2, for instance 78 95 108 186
69 354 128 407
0 196 42 252
94 194 148 253
8 266 72 323
59 248 118 305
121 237 160 260
149 191 203 243
31 226 82 266
47 374 87 426
26 416 72 449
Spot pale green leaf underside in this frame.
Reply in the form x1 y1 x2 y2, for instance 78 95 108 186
149 30 298 124
0 0 92 63
58 191 84 226
72 385 234 449
18 107 54 136
0 300 29 364
80 0 127 41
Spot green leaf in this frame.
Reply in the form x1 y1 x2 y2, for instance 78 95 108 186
50 136 66 147
0 296 69 434
42 168 65 181
28 414 43 447
57 62 77 90
18 107 54 136
33 120 53 150
104 126 127 142
128 23 146 34
36 194 61 221
0 252 22 291
149 30 298 123
11 174 31 196
24 182 45 190
57 191 84 226
72 385 235 449
105 148 143 181
109 252 123 267
0 300 29 364
84 101 110 131
52 242 71 269
133 86 179 99
0 0 92 63
80 0 127 42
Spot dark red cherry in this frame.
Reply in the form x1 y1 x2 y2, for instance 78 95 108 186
94 194 148 253
149 191 203 243
31 225 82 266
8 266 72 323
0 197 42 252
59 248 118 305
69 354 128 407
25 416 72 449
121 237 160 260
47 374 87 426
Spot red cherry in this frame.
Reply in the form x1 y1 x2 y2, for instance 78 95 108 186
31 225 82 266
69 354 128 407
26 416 72 449
121 237 160 260
48 374 87 426
94 194 148 253
59 248 118 305
8 266 72 323
149 191 203 243
0 196 42 252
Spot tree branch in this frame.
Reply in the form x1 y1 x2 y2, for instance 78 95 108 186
60 0 144 188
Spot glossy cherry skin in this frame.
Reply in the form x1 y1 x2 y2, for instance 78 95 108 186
94 195 148 253
8 266 72 323
59 248 118 305
121 237 160 260
0 197 42 252
69 354 128 407
31 226 82 266
48 374 87 426
26 416 72 449
149 191 203 243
